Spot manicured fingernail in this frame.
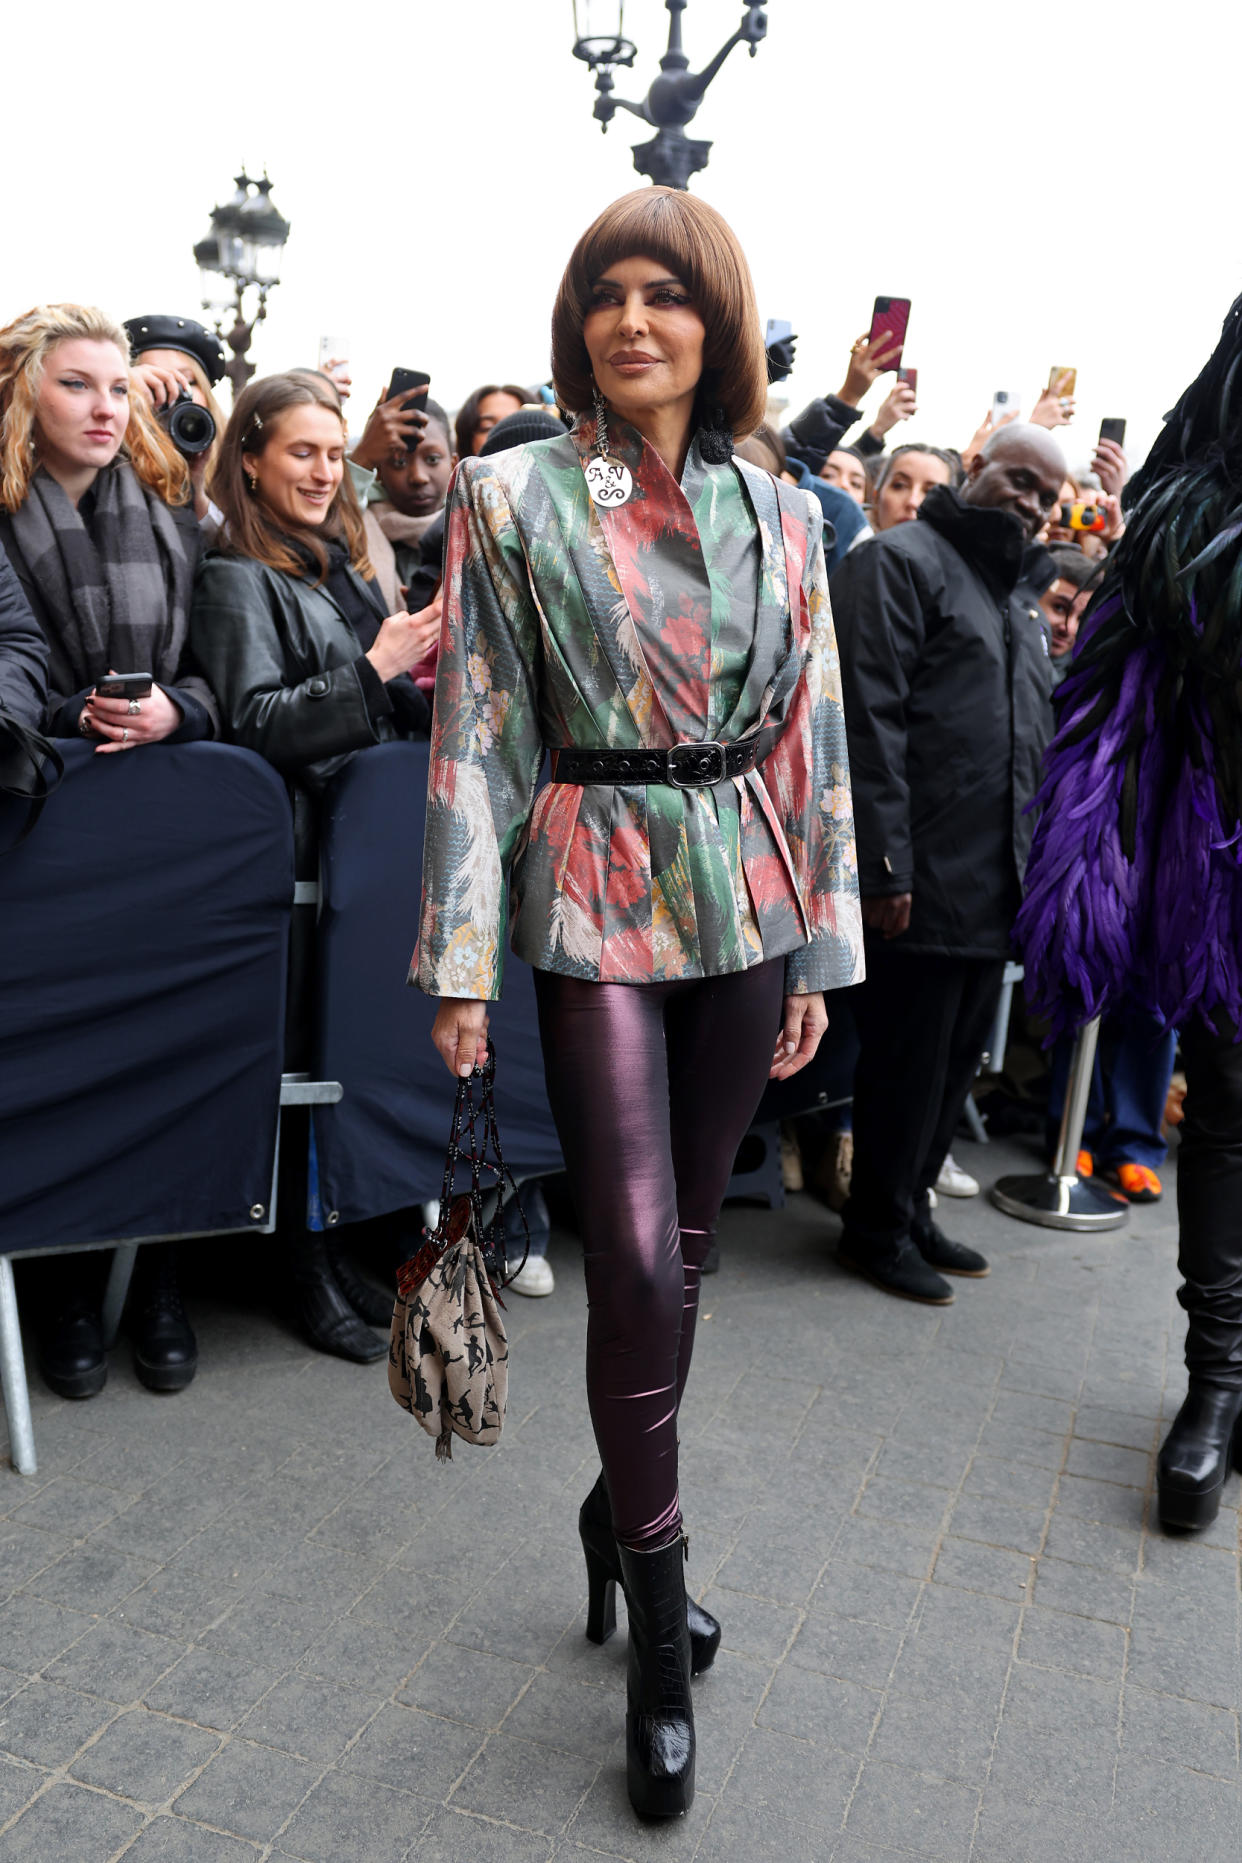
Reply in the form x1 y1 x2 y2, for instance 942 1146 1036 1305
785 1040 797 1054
458 1063 473 1077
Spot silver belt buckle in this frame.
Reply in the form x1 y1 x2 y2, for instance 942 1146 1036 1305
667 741 728 788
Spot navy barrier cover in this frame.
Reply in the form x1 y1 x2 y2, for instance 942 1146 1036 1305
311 742 564 1221
0 741 292 1251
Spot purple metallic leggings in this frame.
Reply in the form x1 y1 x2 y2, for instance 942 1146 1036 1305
534 961 785 1549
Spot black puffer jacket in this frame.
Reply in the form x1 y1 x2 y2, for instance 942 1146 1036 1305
828 485 1052 958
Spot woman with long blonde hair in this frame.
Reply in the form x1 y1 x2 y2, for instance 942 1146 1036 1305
0 302 219 1405
0 303 218 748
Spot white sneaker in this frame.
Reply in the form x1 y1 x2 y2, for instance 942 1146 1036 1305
507 1255 555 1298
936 1153 980 1198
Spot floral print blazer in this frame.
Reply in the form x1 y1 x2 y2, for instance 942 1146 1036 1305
413 415 863 1000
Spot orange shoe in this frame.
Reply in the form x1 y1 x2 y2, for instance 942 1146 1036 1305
1075 1150 1095 1178
1104 1163 1163 1203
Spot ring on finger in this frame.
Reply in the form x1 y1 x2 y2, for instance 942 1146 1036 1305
127 698 141 715
122 727 129 744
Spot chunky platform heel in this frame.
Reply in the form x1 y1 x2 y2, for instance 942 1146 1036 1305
1156 1385 1242 1532
583 1538 618 1645
578 1472 721 1673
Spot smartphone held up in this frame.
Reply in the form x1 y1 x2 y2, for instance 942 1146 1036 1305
868 296 911 372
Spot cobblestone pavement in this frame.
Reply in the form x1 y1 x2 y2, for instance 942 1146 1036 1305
1 1133 1239 1862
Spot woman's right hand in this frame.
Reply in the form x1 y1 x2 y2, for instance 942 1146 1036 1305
364 597 443 681
431 998 490 1078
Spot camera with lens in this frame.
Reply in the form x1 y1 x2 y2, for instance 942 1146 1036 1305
157 387 215 458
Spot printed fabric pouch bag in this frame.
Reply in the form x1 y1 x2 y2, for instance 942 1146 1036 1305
389 1043 529 1459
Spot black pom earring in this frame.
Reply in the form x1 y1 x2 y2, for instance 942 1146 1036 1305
698 403 735 466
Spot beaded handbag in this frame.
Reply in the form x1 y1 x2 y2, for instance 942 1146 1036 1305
388 1044 529 1459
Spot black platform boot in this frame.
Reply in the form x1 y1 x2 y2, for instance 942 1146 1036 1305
131 1247 198 1393
292 1234 387 1363
579 1473 720 1674
616 1536 695 1820
38 1292 107 1399
1156 1385 1242 1531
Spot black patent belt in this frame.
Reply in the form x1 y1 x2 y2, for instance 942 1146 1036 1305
550 740 759 789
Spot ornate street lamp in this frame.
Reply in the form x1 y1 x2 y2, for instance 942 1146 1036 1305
572 0 769 191
193 171 291 403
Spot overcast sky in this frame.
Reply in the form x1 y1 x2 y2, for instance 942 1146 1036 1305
7 0 1236 470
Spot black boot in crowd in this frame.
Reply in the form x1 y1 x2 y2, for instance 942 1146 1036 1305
327 1241 394 1328
1157 1385 1242 1530
616 1536 696 1819
37 1289 107 1400
579 1472 721 1676
130 1245 198 1392
292 1232 387 1363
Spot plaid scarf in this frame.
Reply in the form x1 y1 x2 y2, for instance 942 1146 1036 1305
9 462 195 703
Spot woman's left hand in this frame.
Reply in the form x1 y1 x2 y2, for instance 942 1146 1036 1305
83 679 183 753
132 361 192 411
769 991 828 1080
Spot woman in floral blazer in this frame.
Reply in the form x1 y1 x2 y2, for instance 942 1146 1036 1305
416 188 862 1819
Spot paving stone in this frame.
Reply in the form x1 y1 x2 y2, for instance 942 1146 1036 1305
855 1477 951 1535
1017 1605 1128 1683
121 1816 261 1860
1121 1684 1239 1776
69 1707 221 1804
1108 1758 1242 1862
295 1611 425 1696
975 1419 1068 1471
416 1805 558 1861
144 1647 281 1731
0 1780 144 1859
251 1542 383 1613
1001 1662 1121 1738
173 1740 318 1844
698 1585 800 1662
341 1702 485 1797
0 1754 43 1823
278 1769 429 1863
1126 1614 1240 1711
787 1611 903 1690
0 1679 116 1765
871 1685 1003 1783
812 1562 924 1630
844 1758 980 1859
948 1493 1047 1557
757 1661 883 1754
696 1794 841 1861
199 1591 323 1669
726 1726 857 1818
237 1673 382 1764
829 1517 939 1582
450 1729 599 1834
960 1453 1059 1512
0 1523 67 1593
712 1513 830 1604
0 1593 95 1673
1031 1556 1134 1626
437 1544 585 1667
691 1647 772 1794
502 1671 624 1761
1042 1513 1141 1576
986 1716 1118 1812
44 1615 184 1701
27 1540 157 1610
398 1640 535 1728
990 1390 1076 1435
8 1474 134 1537
114 1570 241 1642
1064 1438 1153 1489
931 1536 1033 1603
975 1785 1116 1861
1073 1407 1159 1453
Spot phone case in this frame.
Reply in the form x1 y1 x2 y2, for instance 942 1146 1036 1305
868 297 911 372
1048 366 1077 399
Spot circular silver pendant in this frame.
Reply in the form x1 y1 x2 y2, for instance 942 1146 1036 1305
585 454 633 509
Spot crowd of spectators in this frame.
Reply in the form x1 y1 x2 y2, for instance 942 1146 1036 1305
0 286 1160 1397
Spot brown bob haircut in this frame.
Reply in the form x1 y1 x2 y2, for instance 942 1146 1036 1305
551 188 768 440
211 371 371 584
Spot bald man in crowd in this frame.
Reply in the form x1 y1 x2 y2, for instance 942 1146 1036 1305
828 425 1067 1303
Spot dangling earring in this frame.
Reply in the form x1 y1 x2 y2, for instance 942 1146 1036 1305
698 401 735 467
585 384 633 510
246 472 258 494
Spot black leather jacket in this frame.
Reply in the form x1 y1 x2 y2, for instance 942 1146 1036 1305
0 540 48 731
189 551 430 793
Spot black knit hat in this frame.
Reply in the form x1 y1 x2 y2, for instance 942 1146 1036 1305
123 315 227 387
479 408 567 456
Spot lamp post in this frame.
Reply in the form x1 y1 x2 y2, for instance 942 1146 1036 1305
571 1 769 191
193 172 291 404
